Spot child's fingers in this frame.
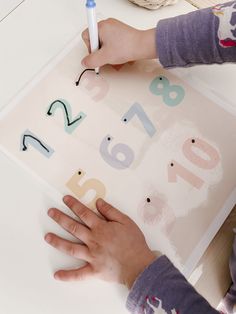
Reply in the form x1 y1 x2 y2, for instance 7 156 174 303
47 208 91 244
81 47 108 69
54 264 93 281
63 195 101 229
81 29 91 52
81 28 89 43
96 198 129 224
45 233 91 261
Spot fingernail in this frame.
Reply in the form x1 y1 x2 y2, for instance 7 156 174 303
45 234 52 243
54 272 60 280
63 195 70 203
97 198 105 207
48 208 55 218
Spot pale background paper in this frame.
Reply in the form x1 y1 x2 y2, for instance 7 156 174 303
0 33 236 279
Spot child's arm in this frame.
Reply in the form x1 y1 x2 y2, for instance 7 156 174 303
81 1 236 69
157 1 236 68
126 256 219 314
45 196 219 314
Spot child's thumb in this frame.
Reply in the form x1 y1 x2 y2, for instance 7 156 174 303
81 48 107 69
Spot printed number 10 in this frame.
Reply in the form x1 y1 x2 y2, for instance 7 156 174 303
168 138 220 189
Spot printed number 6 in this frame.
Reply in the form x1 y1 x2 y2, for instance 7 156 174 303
99 135 135 169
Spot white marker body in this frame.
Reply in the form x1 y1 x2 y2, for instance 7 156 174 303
87 6 99 74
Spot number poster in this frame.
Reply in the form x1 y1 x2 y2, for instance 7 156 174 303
0 35 235 277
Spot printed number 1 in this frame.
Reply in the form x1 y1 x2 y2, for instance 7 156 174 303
20 129 54 158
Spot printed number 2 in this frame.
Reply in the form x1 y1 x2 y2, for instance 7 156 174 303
20 129 54 158
150 76 185 107
122 102 157 137
47 99 86 134
66 169 106 210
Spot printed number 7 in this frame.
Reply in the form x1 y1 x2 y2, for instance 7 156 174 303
122 102 157 137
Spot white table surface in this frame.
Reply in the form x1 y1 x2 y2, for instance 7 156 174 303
0 0 25 22
0 1 235 313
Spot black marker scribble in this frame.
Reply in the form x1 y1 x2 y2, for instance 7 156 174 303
22 135 50 152
75 69 95 86
47 100 82 126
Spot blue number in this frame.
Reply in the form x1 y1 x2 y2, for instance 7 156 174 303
20 129 54 158
122 102 156 137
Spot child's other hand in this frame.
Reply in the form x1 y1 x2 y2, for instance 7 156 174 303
45 195 156 289
81 18 157 69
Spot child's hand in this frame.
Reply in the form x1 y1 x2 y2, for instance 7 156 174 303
81 18 157 69
45 195 156 289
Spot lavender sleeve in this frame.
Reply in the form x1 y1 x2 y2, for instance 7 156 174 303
126 256 219 314
156 1 236 68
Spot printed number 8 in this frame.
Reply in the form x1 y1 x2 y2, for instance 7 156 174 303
150 76 185 107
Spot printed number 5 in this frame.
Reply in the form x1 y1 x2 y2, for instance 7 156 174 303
66 169 106 210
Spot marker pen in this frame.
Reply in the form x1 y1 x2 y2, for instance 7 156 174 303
86 0 99 74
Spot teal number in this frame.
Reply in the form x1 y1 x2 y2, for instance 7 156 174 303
150 76 185 107
47 99 86 134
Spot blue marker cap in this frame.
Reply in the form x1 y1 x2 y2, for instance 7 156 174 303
86 0 96 8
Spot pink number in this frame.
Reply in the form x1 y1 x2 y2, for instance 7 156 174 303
168 161 204 189
138 194 175 233
80 71 109 102
183 138 220 169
